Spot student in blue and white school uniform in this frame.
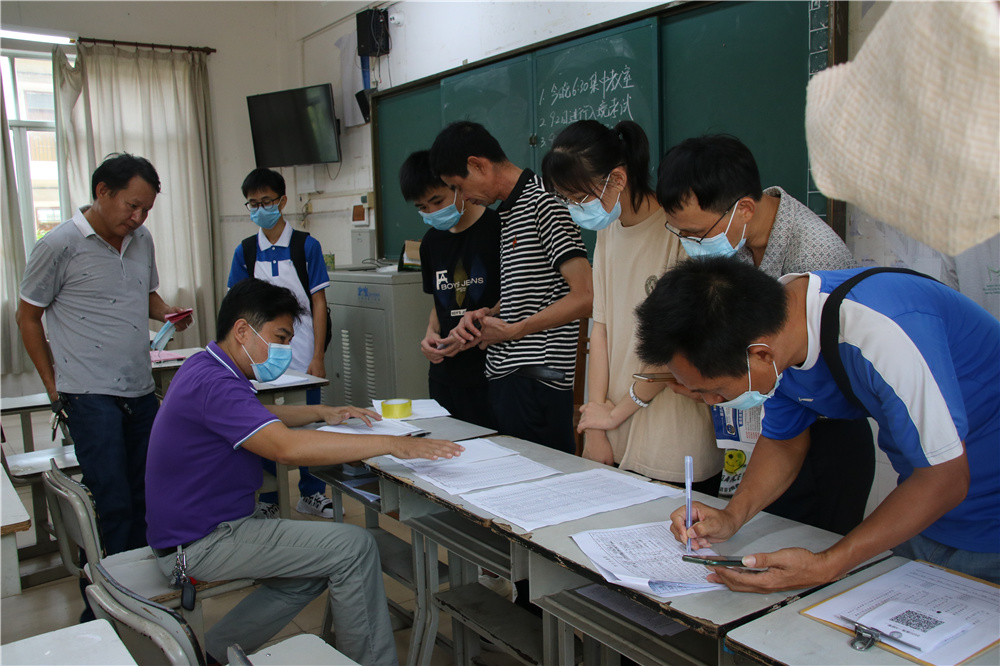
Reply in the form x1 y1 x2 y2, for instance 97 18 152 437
228 168 334 519
399 150 501 429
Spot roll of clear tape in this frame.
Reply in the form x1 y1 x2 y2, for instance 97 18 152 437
382 399 412 419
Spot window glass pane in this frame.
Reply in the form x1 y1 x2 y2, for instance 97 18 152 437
15 58 54 121
26 129 60 238
1 56 16 120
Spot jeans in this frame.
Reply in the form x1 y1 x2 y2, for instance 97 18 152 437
489 373 576 454
260 387 324 503
155 507 396 664
893 533 1000 584
63 392 158 554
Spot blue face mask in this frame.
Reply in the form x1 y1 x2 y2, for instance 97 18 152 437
150 321 175 351
250 203 282 229
715 343 782 411
241 324 293 382
419 191 464 231
567 176 621 231
679 204 746 258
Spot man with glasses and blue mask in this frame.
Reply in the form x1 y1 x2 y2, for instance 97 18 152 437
655 134 873 539
228 168 335 520
634 256 999 591
398 150 501 429
145 278 464 664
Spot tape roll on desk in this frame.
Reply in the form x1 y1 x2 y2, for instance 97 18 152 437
382 399 412 419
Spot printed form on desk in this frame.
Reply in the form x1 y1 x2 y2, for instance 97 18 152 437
320 418 422 437
803 560 1000 666
385 438 559 494
459 468 681 532
573 521 726 599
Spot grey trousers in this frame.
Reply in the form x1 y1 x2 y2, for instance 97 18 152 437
155 510 397 665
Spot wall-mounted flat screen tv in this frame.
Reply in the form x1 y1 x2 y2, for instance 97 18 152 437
247 84 342 167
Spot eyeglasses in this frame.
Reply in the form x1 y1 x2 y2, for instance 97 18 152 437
664 196 743 244
553 175 611 209
244 197 282 212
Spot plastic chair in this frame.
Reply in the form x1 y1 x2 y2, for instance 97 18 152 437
43 460 254 646
86 560 206 666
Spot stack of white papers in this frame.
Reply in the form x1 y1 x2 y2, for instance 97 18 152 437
373 399 450 420
319 418 422 437
572 521 726 599
387 438 559 495
459 468 681 532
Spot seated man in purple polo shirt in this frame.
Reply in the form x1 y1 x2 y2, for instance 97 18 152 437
145 278 464 665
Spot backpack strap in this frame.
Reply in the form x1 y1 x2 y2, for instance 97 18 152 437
819 267 939 412
241 235 258 277
289 230 312 307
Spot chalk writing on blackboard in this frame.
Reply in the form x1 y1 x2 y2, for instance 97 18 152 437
537 66 637 147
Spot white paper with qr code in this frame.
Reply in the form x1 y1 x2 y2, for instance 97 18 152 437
803 560 1000 665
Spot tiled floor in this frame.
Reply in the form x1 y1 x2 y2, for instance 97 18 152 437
1 411 519 664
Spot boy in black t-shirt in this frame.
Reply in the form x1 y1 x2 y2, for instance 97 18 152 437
399 151 501 429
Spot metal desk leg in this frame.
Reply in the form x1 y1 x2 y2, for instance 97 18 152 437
411 532 433 666
447 553 480 666
19 413 35 453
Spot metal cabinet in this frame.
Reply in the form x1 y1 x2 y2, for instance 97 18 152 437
323 269 431 407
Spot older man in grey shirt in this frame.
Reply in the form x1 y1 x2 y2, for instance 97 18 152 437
17 154 190 582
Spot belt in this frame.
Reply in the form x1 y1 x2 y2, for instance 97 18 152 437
151 541 195 557
512 365 568 383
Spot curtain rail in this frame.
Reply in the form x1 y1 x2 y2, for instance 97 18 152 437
76 37 215 55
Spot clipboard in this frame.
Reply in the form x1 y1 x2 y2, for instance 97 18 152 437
801 560 1000 666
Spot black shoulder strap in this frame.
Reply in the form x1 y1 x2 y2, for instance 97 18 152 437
241 235 258 277
819 267 939 412
289 230 312 308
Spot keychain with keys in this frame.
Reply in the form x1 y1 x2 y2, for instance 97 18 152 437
170 547 197 611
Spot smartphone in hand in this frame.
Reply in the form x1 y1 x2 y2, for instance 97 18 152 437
682 555 767 571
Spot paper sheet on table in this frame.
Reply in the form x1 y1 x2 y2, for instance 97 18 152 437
803 560 1000 666
403 453 559 495
575 584 688 636
389 438 515 468
459 468 681 532
150 350 187 363
572 521 726 600
251 373 313 389
319 418 422 437
373 398 450 420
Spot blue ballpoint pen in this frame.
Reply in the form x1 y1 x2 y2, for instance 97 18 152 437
684 455 693 553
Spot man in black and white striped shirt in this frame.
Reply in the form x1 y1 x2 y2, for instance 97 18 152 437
430 122 592 453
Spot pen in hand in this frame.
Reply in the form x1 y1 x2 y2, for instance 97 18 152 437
684 455 693 554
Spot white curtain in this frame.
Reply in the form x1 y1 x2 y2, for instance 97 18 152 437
1 84 31 375
53 44 219 347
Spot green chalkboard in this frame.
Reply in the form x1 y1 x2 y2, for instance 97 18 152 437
375 3 819 259
441 55 534 169
534 18 659 257
534 18 659 160
375 83 442 260
660 1 811 203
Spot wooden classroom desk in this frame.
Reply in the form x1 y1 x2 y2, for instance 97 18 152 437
2 466 31 597
725 556 1000 666
360 432 888 666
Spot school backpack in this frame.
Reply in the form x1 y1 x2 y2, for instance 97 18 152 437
241 230 333 352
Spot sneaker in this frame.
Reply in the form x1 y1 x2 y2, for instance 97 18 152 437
255 501 280 519
296 492 335 519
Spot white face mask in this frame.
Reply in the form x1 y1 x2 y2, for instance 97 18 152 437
715 343 783 410
680 203 746 258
